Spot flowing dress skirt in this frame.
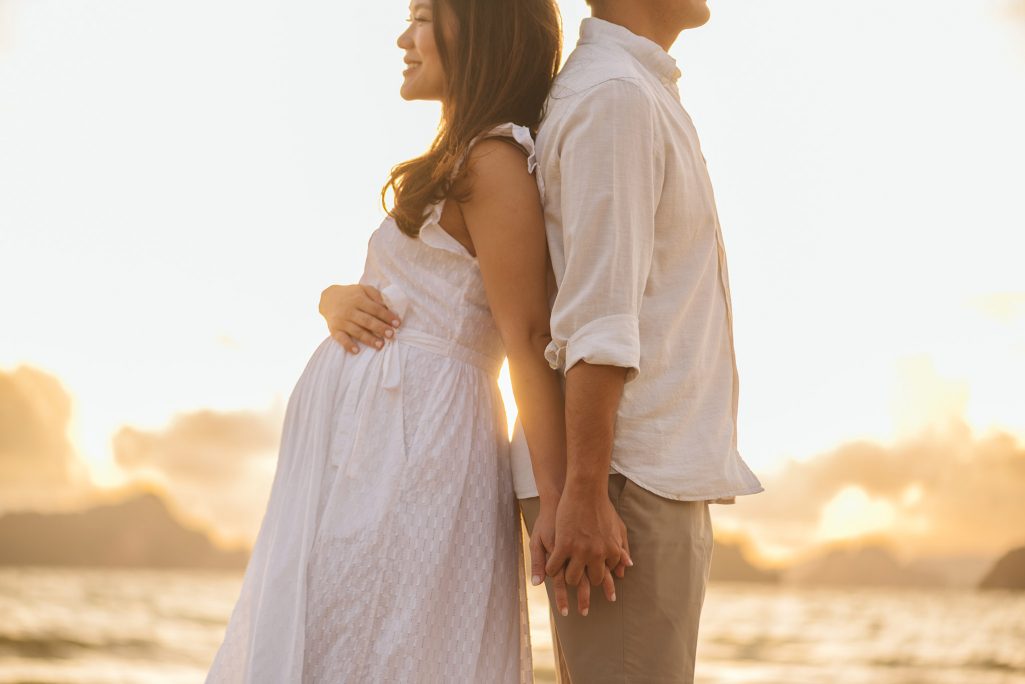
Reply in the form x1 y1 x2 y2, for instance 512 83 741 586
205 336 531 683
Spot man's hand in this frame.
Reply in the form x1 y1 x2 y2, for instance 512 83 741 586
532 500 619 617
545 486 632 594
319 284 401 353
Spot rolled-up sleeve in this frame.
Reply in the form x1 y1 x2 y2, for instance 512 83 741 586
543 79 661 382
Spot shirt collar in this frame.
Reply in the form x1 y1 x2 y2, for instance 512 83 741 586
578 17 682 85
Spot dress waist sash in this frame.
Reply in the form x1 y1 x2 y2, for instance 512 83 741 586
329 282 502 478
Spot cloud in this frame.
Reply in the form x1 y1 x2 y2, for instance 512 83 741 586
718 420 1025 559
113 409 280 484
112 407 283 543
0 366 282 544
0 366 91 509
0 364 282 544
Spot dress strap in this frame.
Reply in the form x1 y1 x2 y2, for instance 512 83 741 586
462 122 544 200
419 122 545 256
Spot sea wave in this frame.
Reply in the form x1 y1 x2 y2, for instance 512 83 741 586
0 634 160 660
1 570 1024 684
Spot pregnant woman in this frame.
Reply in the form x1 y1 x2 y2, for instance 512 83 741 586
204 1 586 682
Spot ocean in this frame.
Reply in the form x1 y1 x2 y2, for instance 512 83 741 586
0 567 1022 684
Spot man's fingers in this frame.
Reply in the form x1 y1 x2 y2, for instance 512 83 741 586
621 523 633 568
577 578 591 616
551 571 570 618
601 566 616 603
331 331 359 354
614 558 628 578
528 535 547 587
564 558 586 587
587 559 608 586
612 538 633 577
545 548 568 578
605 548 628 577
610 515 633 576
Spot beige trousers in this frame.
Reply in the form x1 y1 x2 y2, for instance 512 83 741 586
519 474 714 684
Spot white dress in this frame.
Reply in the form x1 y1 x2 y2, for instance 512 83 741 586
206 123 539 684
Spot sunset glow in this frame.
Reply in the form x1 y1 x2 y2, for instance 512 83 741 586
2 0 1024 565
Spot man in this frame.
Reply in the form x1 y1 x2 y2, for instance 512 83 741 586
512 1 763 681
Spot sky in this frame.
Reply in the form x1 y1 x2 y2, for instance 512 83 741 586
1 0 1024 561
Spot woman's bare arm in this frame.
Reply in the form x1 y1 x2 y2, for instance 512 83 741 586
459 138 615 614
459 139 565 503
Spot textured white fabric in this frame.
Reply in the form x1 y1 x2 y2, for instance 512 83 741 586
510 18 764 503
206 124 536 684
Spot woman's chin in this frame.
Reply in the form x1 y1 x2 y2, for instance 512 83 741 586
399 84 441 102
685 4 712 28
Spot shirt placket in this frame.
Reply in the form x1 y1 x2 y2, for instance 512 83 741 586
665 77 742 452
712 211 741 453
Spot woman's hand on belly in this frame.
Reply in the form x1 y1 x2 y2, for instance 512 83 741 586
319 284 402 353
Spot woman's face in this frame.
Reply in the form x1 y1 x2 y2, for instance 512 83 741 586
397 1 449 101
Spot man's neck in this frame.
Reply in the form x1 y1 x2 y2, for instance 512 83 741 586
591 7 682 52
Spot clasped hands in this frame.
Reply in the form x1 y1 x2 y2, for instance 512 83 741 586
529 487 632 618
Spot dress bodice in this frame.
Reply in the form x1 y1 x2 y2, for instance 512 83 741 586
358 122 540 379
360 212 505 377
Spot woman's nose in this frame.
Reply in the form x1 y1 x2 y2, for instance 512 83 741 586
397 24 413 49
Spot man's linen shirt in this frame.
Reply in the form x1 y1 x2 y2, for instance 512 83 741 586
510 18 763 502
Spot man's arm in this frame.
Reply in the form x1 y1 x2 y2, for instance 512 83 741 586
543 78 660 588
555 361 631 589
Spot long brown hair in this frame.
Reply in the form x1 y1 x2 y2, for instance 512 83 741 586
382 0 562 237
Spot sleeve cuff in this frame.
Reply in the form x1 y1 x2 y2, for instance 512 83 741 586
544 314 641 382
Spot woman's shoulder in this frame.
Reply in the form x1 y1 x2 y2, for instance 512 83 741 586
456 122 543 200
473 122 536 159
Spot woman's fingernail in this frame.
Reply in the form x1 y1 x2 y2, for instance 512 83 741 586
385 329 394 338
611 593 616 602
581 608 589 617
560 607 569 617
532 575 542 586
375 340 383 349
627 559 634 567
350 346 358 354
392 319 400 327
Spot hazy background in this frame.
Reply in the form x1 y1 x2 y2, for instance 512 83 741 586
1 0 1024 681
